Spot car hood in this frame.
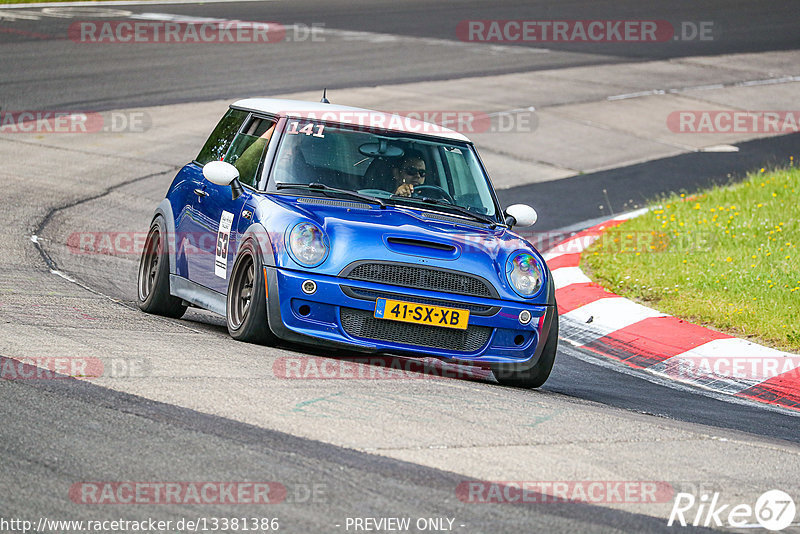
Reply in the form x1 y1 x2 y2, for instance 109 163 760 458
256 195 552 304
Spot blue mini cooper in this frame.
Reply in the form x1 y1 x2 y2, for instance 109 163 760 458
137 98 558 387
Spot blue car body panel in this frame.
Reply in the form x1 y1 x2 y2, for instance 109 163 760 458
158 145 555 367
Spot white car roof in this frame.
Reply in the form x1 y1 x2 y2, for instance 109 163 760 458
232 98 471 143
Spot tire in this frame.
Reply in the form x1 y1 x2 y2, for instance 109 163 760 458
492 307 559 389
226 240 277 345
137 216 187 319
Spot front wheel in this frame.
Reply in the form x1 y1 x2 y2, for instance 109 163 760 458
137 216 187 319
492 308 558 388
226 241 277 345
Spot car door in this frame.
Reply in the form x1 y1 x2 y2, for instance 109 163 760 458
187 114 277 293
175 108 248 283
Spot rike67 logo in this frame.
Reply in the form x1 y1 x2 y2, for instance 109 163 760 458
668 490 796 531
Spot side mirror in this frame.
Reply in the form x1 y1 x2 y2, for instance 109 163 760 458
504 204 537 227
203 160 239 185
203 160 244 200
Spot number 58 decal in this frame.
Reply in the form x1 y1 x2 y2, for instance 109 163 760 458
214 211 235 279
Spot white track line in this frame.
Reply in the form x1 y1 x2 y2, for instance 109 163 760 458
608 76 800 101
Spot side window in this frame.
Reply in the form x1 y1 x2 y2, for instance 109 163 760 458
195 108 248 165
225 116 277 188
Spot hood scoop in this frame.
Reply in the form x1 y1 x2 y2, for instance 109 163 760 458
384 236 460 260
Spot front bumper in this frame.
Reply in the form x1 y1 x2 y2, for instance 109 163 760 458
265 266 553 366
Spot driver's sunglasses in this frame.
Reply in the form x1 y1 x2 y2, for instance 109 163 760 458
403 167 426 178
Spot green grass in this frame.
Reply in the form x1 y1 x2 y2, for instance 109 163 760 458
583 162 800 352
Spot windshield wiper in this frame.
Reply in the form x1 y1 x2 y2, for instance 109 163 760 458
389 196 498 227
276 182 385 207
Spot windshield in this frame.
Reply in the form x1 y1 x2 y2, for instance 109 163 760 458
268 119 498 219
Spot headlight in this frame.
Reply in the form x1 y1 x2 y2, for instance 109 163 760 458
288 222 328 267
506 251 543 297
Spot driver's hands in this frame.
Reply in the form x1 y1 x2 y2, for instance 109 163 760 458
394 183 414 197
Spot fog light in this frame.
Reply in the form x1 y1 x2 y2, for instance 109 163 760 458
301 280 317 294
518 310 532 324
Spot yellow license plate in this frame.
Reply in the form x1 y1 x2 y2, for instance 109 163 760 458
374 298 470 330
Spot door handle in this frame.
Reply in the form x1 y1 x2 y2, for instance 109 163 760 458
194 188 208 198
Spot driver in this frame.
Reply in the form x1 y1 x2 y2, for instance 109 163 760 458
391 149 426 197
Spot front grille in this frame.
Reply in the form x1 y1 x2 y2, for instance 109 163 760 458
341 308 491 352
343 262 495 298
341 286 498 316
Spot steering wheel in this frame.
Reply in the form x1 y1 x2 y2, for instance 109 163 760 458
411 185 454 204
